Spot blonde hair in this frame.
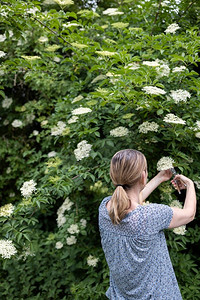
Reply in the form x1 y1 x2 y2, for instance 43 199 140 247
109 149 147 225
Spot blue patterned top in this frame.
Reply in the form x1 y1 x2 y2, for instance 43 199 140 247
99 196 183 300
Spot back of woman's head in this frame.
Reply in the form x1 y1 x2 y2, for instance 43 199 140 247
109 149 147 225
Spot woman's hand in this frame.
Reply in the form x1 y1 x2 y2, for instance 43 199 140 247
157 169 173 182
171 174 193 190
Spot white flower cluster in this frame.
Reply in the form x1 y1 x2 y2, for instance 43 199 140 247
12 119 23 128
0 51 6 58
173 226 186 235
195 132 200 139
32 130 39 136
0 203 14 217
68 116 78 124
87 255 99 267
57 197 74 227
72 107 92 115
163 113 186 125
0 34 6 42
0 240 17 259
38 36 48 43
156 64 170 77
157 157 175 171
51 121 66 136
74 140 92 161
172 66 187 73
54 0 74 6
165 23 180 34
126 63 140 70
103 8 124 16
138 121 159 134
170 200 182 209
66 236 77 245
142 86 166 95
71 95 83 103
143 61 160 67
80 218 87 228
2 97 13 109
110 126 129 137
96 51 118 57
20 180 37 198
26 114 36 124
26 7 39 14
18 246 35 261
48 151 57 158
67 224 80 234
55 241 63 249
170 89 191 103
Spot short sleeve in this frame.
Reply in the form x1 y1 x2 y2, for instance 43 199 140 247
145 204 173 234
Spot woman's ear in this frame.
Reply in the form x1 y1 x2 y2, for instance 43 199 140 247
141 170 147 186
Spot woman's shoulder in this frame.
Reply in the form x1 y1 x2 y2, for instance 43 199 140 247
99 196 111 211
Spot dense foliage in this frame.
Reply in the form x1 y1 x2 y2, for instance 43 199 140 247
0 0 200 298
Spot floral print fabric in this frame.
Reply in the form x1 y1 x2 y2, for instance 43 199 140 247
98 196 182 300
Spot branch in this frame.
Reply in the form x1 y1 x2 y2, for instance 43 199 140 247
32 16 71 45
151 0 163 35
178 0 196 18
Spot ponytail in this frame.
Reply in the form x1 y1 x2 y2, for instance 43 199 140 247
109 149 147 225
109 186 131 225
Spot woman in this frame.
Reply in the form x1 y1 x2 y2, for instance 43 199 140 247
98 149 196 300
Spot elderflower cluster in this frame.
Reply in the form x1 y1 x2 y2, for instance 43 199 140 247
173 226 186 235
53 0 74 6
67 224 80 235
103 8 124 16
74 140 92 161
38 36 48 43
72 107 92 115
2 97 13 109
0 51 6 58
170 89 191 103
172 66 187 73
51 121 66 136
20 180 37 198
66 236 77 245
72 95 83 103
80 218 87 228
142 86 166 95
138 121 159 134
156 64 170 77
163 113 186 125
157 157 175 171
18 246 35 261
57 197 74 227
68 116 78 124
12 119 23 128
126 63 140 70
165 23 180 34
47 151 57 158
170 200 182 209
55 241 63 249
87 255 99 267
71 42 88 49
0 203 14 217
143 61 160 67
111 22 129 29
0 34 6 42
0 240 17 259
96 51 118 57
110 126 129 137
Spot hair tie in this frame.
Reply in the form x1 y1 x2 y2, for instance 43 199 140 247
116 184 123 188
